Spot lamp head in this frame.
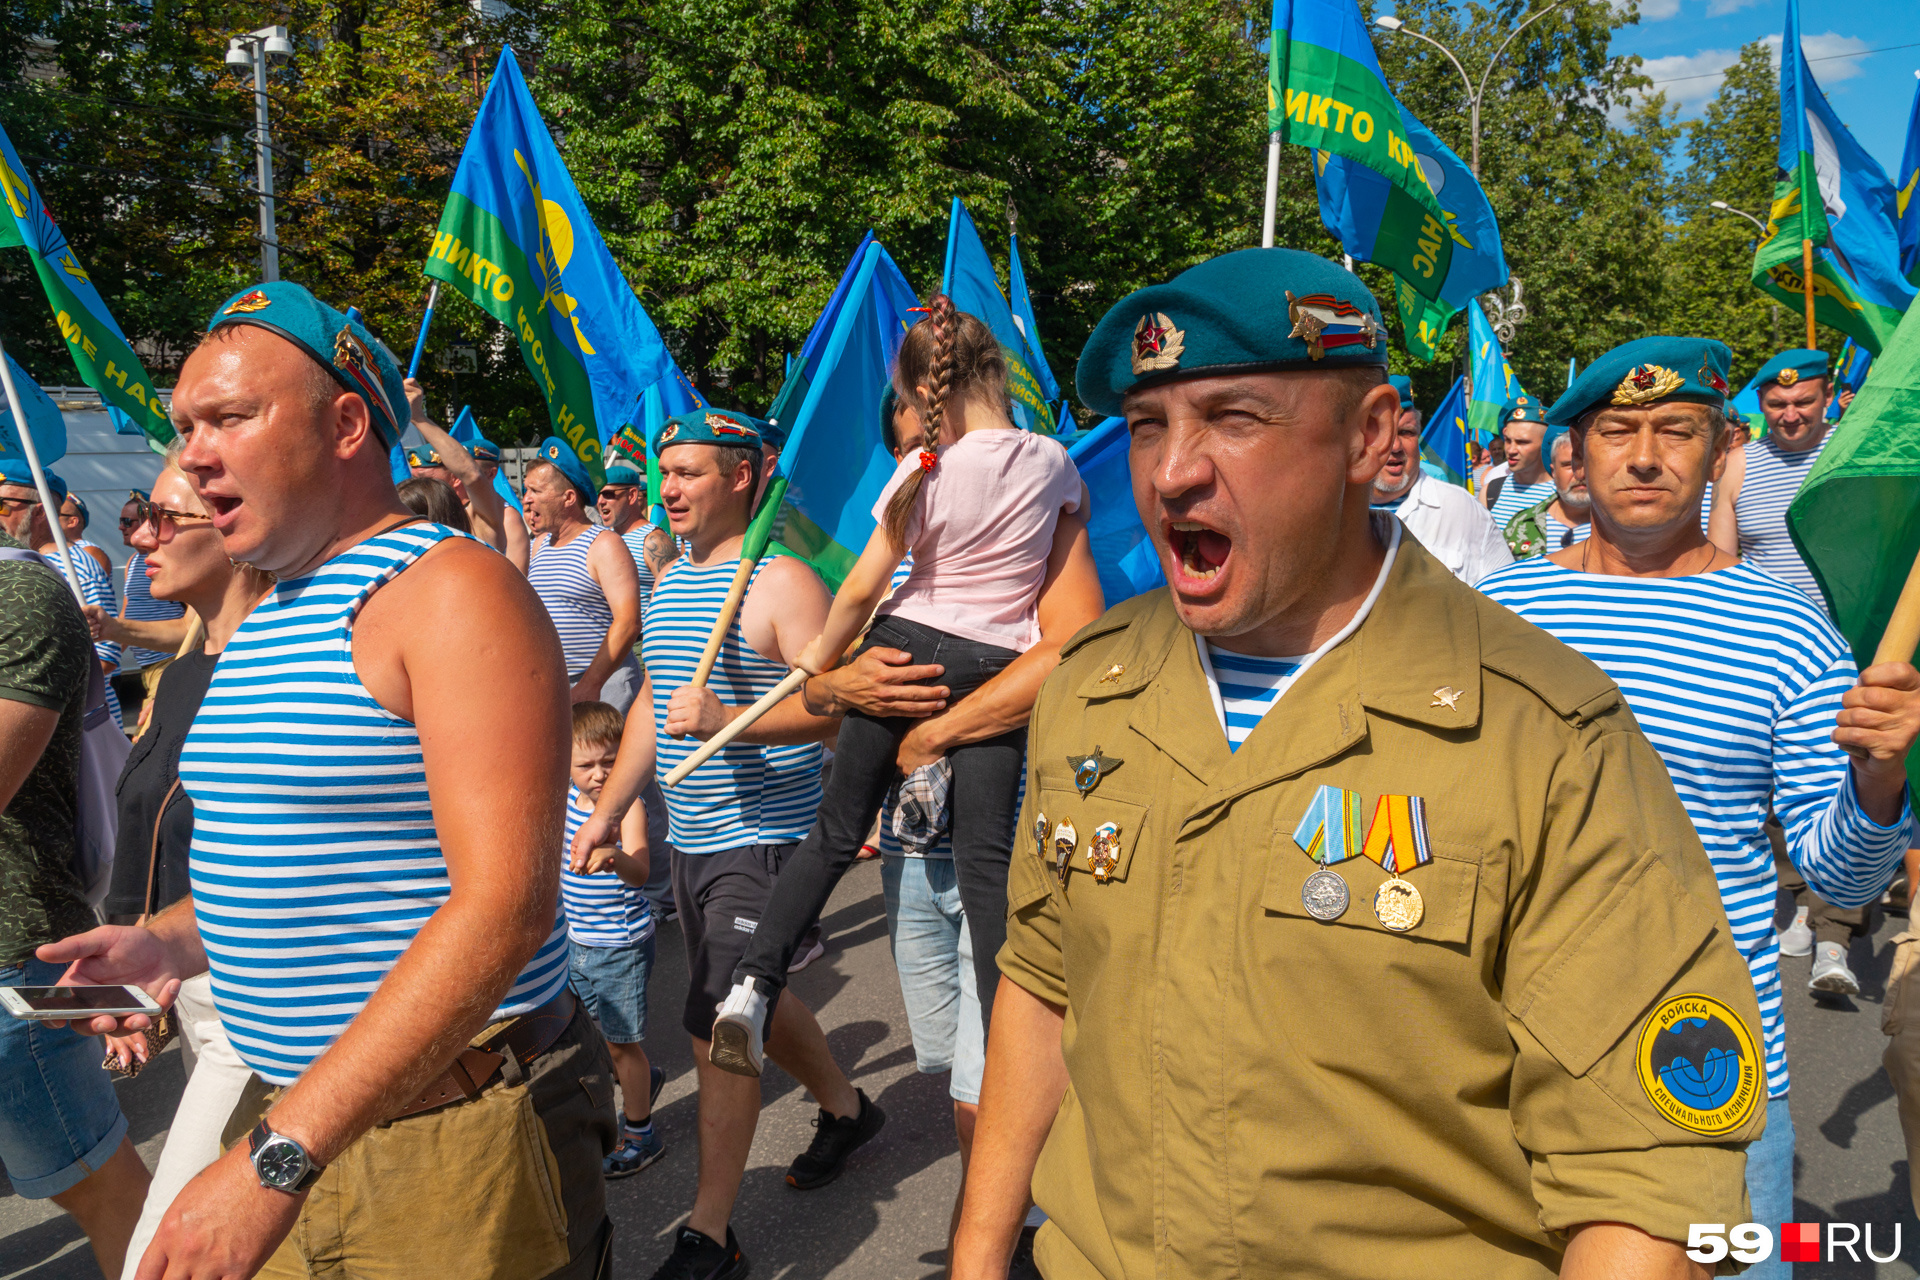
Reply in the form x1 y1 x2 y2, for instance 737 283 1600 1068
1375 15 1404 29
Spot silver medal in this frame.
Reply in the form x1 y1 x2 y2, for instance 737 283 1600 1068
1301 868 1350 921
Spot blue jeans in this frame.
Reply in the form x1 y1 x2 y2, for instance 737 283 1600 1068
0 958 130 1198
880 856 985 1104
569 934 655 1045
1744 1095 1795 1280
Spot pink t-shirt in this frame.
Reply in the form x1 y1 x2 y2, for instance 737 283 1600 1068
872 428 1082 651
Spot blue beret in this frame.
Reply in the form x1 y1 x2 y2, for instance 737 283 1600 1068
1388 375 1415 412
465 437 502 463
877 383 901 444
406 446 441 469
64 492 88 528
533 437 595 497
127 488 149 503
1541 420 1572 462
1503 393 1548 427
0 461 67 504
1547 337 1732 427
1077 248 1388 416
658 407 769 452
602 464 642 487
1751 348 1827 391
207 282 407 447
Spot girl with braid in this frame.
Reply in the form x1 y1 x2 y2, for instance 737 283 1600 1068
711 295 1086 1075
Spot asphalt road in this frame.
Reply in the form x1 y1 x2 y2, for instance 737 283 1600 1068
1 866 1916 1278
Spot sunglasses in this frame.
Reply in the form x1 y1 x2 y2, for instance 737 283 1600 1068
129 495 215 538
598 485 639 501
0 494 42 514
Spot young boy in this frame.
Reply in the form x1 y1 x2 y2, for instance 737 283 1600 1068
566 702 666 1176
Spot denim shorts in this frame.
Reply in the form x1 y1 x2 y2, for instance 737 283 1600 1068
880 856 985 1105
0 958 130 1198
568 935 654 1045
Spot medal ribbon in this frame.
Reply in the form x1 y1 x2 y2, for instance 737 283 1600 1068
1292 785 1363 866
1361 794 1432 875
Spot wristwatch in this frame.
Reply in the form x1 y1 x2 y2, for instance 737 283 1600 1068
248 1118 324 1194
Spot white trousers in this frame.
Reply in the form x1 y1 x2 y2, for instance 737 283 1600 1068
120 973 253 1280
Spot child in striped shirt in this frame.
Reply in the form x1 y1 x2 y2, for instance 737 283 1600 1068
563 702 665 1178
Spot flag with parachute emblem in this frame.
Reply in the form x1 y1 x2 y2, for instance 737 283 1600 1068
423 47 671 488
1467 302 1518 445
1750 0 1915 355
1420 376 1470 488
0 122 172 449
1006 230 1066 420
943 200 1059 433
1270 0 1450 298
1313 87 1505 325
1828 338 1871 420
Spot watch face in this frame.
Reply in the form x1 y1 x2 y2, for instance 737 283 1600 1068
256 1137 308 1189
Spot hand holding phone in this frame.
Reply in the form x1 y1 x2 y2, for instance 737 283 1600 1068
0 985 163 1020
33 923 187 1034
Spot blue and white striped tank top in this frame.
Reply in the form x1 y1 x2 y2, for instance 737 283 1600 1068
1734 433 1828 611
621 522 658 616
642 557 823 854
561 784 655 947
530 526 614 677
51 547 122 728
122 551 186 666
181 524 570 1085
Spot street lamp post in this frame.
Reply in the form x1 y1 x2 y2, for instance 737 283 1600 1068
1707 201 1781 347
1373 1 1570 179
225 26 294 282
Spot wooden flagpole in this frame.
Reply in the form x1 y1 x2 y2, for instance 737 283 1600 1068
1873 546 1920 667
1801 239 1817 350
664 668 807 787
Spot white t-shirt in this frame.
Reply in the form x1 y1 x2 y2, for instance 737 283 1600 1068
874 428 1082 651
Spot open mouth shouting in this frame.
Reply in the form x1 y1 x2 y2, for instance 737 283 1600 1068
1167 519 1231 590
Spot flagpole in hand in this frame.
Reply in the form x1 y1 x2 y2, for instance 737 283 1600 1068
408 282 440 380
0 337 84 606
1874 550 1920 667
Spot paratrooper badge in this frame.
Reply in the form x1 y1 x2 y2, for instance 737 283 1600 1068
223 289 271 315
1610 364 1684 405
1131 313 1186 375
1067 746 1121 798
660 423 680 444
1775 367 1800 387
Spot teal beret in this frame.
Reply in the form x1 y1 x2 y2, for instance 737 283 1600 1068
877 383 901 444
207 282 407 447
1076 248 1387 416
1751 348 1827 391
658 407 769 452
1541 420 1571 462
64 493 88 528
1388 375 1415 411
1503 393 1548 427
405 446 441 469
602 465 642 487
0 461 65 504
1547 336 1732 428
465 437 502 463
534 437 595 497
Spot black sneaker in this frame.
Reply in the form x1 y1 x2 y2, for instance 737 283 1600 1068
785 1088 885 1189
646 1225 749 1280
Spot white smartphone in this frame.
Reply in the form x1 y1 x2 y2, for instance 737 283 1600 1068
0 985 162 1020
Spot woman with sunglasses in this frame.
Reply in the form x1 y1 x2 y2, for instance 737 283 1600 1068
94 447 276 1280
114 489 187 671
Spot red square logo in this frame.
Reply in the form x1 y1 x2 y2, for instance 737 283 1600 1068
1780 1223 1822 1262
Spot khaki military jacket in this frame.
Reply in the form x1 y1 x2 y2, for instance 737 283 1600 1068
1001 531 1764 1280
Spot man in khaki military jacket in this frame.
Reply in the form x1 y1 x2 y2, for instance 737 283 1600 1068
952 250 1765 1280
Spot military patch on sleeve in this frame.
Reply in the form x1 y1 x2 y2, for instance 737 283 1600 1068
1635 994 1761 1136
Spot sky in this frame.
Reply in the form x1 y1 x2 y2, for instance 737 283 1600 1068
1613 0 1920 179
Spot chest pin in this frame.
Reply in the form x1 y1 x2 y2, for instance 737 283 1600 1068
1089 822 1122 883
1067 746 1122 799
1052 820 1079 886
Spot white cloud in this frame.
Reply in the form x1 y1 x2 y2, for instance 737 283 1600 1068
1634 0 1682 20
1703 0 1762 15
1627 30 1872 118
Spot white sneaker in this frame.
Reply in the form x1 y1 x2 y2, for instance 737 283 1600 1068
787 937 826 973
1809 942 1860 996
1777 906 1814 958
710 981 769 1077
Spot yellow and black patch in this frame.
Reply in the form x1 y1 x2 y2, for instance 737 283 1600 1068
1635 993 1760 1136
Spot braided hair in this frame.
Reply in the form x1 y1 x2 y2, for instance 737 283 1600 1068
882 294 1008 548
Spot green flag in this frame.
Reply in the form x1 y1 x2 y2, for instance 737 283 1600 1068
1788 299 1920 787
1395 276 1456 363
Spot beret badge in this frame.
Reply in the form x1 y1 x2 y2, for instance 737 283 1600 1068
1286 291 1381 362
704 412 758 439
1775 367 1800 387
1610 364 1684 406
546 443 561 460
223 289 271 316
660 423 680 444
1130 313 1186 375
1699 358 1729 396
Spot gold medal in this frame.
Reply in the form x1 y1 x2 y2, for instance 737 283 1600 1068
1373 876 1424 932
1052 820 1079 886
1089 822 1121 883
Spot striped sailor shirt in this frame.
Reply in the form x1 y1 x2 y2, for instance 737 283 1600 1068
529 525 615 678
122 551 186 667
1733 432 1829 610
561 784 654 947
1480 556 1911 1097
1487 475 1555 530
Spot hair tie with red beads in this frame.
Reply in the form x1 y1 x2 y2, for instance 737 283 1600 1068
919 450 938 472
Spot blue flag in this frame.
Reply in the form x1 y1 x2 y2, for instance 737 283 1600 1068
768 233 875 436
943 200 1058 434
0 352 67 467
1900 74 1920 285
1566 357 1577 390
1467 304 1518 445
1313 103 1505 318
770 239 923 589
424 48 672 485
1067 416 1164 605
1419 377 1470 488
1828 338 1873 420
1006 231 1062 404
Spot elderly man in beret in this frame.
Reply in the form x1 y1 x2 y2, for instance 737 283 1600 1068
39 281 614 1280
953 251 1769 1280
1369 376 1511 585
1480 335 1920 1280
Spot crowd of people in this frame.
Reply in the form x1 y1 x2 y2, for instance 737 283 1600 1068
0 246 1916 1280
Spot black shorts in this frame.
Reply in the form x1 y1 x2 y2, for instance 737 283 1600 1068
670 842 796 1039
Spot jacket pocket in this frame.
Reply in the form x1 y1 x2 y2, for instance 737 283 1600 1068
1036 784 1153 886
1259 837 1481 947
